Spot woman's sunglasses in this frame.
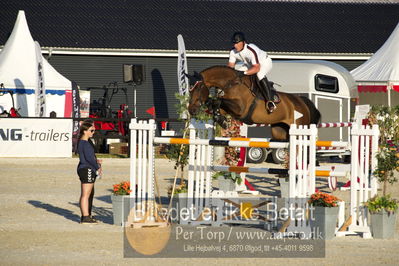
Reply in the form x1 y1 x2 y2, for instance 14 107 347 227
89 129 95 133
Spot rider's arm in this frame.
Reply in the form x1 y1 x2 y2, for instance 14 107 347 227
228 50 236 68
244 64 260 75
227 62 235 68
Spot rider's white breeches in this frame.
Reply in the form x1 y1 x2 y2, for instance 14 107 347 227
257 56 273 80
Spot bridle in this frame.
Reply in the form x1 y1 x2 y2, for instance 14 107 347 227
188 72 257 127
190 81 212 107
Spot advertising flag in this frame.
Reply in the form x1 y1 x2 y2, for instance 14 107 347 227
34 41 46 117
177 34 189 96
71 81 81 135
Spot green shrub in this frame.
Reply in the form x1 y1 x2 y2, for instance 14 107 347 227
365 195 398 214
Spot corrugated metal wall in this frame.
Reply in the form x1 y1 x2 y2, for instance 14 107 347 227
330 60 365 71
46 55 226 120
46 54 363 121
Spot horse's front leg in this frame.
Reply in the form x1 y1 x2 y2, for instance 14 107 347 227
216 109 229 129
210 99 228 129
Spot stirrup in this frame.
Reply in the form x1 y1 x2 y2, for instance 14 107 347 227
266 101 276 113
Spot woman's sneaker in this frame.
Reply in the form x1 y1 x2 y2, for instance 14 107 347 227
81 216 98 224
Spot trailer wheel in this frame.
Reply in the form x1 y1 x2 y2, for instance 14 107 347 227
246 147 268 164
272 148 287 164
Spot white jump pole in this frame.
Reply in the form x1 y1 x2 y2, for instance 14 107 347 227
147 119 156 221
187 122 196 213
129 119 157 222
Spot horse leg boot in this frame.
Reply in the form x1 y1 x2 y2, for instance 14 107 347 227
211 99 228 129
259 77 276 113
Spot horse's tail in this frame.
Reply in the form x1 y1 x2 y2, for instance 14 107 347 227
300 96 321 125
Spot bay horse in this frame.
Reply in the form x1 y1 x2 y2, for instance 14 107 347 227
188 65 321 141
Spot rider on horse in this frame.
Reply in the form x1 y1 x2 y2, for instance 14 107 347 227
228 32 279 113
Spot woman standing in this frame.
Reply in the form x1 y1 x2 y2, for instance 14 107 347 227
76 121 102 224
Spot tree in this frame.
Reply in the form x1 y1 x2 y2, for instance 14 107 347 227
368 105 399 195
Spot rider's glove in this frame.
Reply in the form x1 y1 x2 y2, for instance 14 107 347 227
237 71 246 78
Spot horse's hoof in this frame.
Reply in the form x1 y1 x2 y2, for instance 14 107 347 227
218 120 228 129
216 117 228 129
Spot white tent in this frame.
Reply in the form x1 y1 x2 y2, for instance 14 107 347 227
351 22 399 107
0 10 72 117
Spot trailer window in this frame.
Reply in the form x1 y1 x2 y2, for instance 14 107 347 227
315 74 339 93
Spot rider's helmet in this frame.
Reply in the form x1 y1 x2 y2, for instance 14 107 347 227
231 32 246 44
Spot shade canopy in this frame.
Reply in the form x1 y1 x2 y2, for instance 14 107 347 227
0 10 72 117
351 22 399 94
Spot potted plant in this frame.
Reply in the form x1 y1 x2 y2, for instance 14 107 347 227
213 171 242 192
365 195 398 239
308 192 341 240
367 106 399 238
111 181 132 226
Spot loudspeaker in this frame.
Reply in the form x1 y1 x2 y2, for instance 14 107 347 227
123 64 133 83
132 64 144 84
123 64 145 84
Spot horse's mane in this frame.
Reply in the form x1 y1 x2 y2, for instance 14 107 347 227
200 65 238 76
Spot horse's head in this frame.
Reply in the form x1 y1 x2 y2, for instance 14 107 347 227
188 81 210 116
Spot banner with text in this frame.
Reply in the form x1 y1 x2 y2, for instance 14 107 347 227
0 118 72 157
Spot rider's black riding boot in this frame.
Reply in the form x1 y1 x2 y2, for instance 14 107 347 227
259 77 277 113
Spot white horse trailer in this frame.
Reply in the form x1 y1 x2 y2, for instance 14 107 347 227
245 60 358 163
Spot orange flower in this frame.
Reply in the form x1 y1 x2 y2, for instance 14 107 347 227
308 192 341 207
112 181 131 195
